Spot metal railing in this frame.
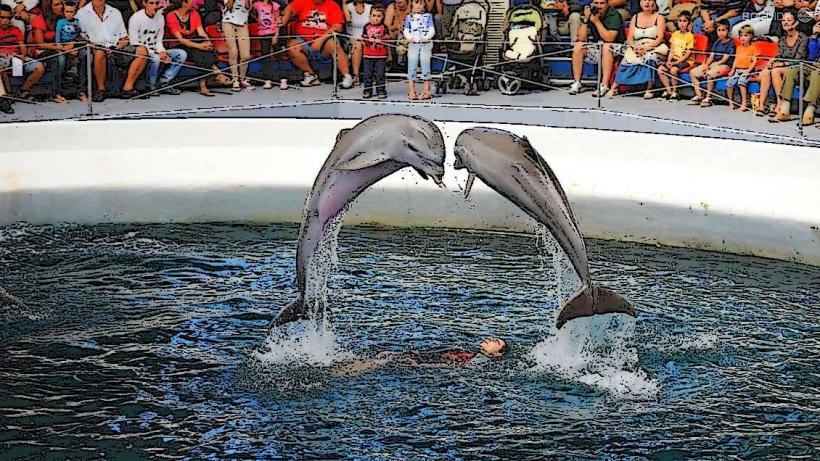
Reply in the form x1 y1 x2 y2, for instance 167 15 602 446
1 34 818 145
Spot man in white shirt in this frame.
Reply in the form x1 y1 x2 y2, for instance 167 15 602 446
76 0 148 101
128 0 186 95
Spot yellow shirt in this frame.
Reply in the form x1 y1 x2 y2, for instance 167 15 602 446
669 31 695 65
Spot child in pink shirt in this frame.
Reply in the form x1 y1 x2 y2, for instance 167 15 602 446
251 0 281 88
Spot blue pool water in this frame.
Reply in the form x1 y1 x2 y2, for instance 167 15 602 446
0 223 818 459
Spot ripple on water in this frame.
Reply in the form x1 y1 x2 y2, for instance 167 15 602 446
0 222 818 459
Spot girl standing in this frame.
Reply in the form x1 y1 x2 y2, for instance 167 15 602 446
251 0 280 89
222 0 253 91
403 0 434 100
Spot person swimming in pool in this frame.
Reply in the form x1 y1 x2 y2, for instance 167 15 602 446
337 337 507 375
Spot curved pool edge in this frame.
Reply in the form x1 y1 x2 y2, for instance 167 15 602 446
1 118 818 266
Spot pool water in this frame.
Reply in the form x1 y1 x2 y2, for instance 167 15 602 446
0 223 818 459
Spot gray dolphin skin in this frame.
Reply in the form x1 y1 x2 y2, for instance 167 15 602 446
270 114 447 330
453 127 635 329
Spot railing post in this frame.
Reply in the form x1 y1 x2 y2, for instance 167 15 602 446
798 61 804 138
85 44 93 116
596 42 602 109
332 32 338 100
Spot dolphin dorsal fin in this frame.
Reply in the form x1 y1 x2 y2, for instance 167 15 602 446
336 151 390 171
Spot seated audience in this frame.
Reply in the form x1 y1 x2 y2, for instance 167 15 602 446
128 0 187 96
568 0 625 96
756 8 807 117
76 0 143 101
658 10 695 100
543 0 583 44
27 3 66 102
693 0 744 38
798 21 820 124
770 14 813 121
0 72 11 113
251 0 281 89
689 18 734 107
0 4 45 101
284 0 354 88
608 0 667 99
726 24 759 111
732 0 774 38
343 0 371 87
165 0 230 96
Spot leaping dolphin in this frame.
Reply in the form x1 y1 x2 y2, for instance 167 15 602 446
269 114 447 330
453 127 635 329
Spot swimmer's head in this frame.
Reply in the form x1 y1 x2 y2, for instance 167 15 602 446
479 337 507 357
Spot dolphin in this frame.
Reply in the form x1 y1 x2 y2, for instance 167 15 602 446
453 127 635 329
269 114 447 330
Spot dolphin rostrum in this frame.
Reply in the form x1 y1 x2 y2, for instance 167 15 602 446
453 127 635 329
269 114 447 330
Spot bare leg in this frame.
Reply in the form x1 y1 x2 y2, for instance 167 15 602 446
287 38 314 74
123 46 148 91
94 50 107 91
739 84 748 111
20 63 44 91
322 38 350 76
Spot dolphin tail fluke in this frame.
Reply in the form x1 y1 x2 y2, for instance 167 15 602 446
555 285 636 329
268 297 310 331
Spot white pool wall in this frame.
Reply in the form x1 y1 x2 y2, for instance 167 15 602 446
1 118 818 265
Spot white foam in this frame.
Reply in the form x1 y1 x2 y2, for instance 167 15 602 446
252 321 353 366
529 315 658 399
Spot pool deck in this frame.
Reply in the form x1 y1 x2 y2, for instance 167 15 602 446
2 81 819 148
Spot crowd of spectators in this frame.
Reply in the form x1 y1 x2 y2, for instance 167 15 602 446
0 0 818 126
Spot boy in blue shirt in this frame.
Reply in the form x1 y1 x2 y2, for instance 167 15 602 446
688 19 735 107
54 1 83 102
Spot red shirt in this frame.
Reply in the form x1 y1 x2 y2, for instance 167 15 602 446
0 26 22 55
28 14 56 47
165 9 203 48
362 23 387 58
289 0 343 40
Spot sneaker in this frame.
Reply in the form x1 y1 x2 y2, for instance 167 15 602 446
377 92 387 100
340 74 354 89
300 72 320 86
262 80 273 89
590 83 609 97
0 98 14 114
92 90 105 102
160 86 182 95
232 81 242 92
568 81 583 95
241 80 255 90
362 89 372 99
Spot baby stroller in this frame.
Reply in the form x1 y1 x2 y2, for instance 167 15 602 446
437 0 490 96
497 4 550 95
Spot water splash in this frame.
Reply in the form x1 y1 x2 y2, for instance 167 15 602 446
304 207 348 318
531 225 657 399
529 316 658 399
253 320 353 366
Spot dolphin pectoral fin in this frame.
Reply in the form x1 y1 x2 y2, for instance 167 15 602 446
335 152 390 171
555 285 636 329
268 297 309 331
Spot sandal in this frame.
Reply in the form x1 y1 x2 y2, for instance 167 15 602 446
768 112 792 122
668 92 679 101
199 90 215 97
660 91 669 99
606 87 618 99
18 90 34 101
215 73 232 86
643 91 655 99
687 96 703 105
700 98 713 107
52 94 68 104
419 92 431 100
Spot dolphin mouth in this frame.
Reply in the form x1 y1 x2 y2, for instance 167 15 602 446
431 173 446 188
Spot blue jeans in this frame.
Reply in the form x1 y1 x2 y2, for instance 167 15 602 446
146 49 187 89
407 42 432 81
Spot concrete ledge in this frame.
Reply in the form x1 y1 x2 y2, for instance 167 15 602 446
1 118 818 266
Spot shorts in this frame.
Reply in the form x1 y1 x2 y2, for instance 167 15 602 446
726 68 751 87
662 60 693 73
112 45 141 69
0 55 43 74
689 63 729 79
583 41 623 65
294 36 329 61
